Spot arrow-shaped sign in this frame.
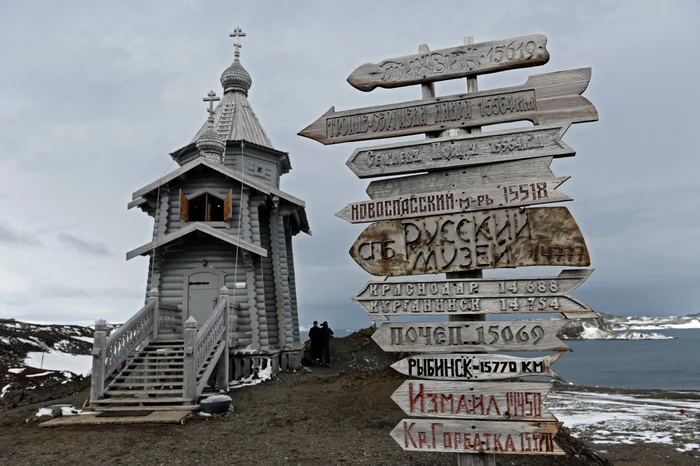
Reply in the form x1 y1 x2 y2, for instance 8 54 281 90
337 176 570 224
366 156 555 200
391 419 564 455
347 34 550 92
349 207 590 276
352 269 595 318
391 380 557 421
390 353 564 382
371 320 570 353
298 68 597 145
346 124 573 179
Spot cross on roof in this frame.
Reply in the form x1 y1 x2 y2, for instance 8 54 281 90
230 26 246 59
203 90 220 116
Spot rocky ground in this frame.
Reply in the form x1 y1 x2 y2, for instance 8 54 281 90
0 328 698 465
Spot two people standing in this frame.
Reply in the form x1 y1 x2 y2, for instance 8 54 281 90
308 320 334 366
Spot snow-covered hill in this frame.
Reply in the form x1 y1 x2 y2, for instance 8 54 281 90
0 319 111 408
561 314 700 340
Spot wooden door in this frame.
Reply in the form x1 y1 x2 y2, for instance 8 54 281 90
184 268 226 326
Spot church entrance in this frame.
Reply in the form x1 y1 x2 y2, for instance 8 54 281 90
184 268 226 327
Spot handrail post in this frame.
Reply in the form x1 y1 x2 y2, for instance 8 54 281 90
90 319 107 405
183 316 198 403
148 288 160 340
216 286 231 389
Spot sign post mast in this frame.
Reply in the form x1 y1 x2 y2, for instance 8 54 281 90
446 36 493 466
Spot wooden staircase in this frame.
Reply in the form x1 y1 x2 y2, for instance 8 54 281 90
92 339 191 409
90 288 233 411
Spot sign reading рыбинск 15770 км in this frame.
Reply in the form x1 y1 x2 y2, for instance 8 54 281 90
298 68 596 145
347 34 549 91
391 353 564 382
349 207 589 276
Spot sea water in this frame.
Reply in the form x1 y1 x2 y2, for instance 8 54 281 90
301 329 700 390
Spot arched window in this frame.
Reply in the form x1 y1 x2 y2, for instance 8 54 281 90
179 189 232 222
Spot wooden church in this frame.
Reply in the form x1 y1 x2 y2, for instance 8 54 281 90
89 27 310 409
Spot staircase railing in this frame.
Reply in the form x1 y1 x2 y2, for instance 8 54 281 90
90 288 177 404
183 286 231 402
157 301 180 334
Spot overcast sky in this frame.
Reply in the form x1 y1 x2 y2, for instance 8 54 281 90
0 0 698 328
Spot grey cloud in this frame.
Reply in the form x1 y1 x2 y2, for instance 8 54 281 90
0 224 42 247
57 233 111 257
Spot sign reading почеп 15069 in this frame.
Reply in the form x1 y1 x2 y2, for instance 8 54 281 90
349 207 589 276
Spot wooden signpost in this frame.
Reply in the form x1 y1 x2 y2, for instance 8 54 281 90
349 207 590 276
391 353 564 382
366 156 556 199
300 31 598 464
352 269 597 319
391 419 565 455
337 176 570 223
371 320 571 353
391 380 557 420
345 124 573 179
298 68 597 145
347 34 550 91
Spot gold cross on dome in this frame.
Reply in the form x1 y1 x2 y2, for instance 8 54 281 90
203 90 220 115
230 26 246 58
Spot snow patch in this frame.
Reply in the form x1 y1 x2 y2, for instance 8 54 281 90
614 331 674 340
24 351 91 376
229 358 273 389
7 368 24 374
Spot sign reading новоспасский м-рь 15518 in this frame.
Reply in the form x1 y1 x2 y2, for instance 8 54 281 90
298 68 597 145
349 207 589 276
347 34 549 91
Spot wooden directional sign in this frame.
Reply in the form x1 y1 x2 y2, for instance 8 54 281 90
391 419 564 455
391 381 556 421
391 353 563 382
352 269 595 318
366 156 555 200
347 34 550 92
349 207 590 276
298 68 597 145
337 176 570 224
346 124 573 179
371 320 570 353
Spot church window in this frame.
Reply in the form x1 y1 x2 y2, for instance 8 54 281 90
180 189 233 222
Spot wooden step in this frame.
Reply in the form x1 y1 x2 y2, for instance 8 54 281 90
126 362 184 367
92 397 192 405
131 356 185 364
90 404 199 412
116 374 184 380
140 348 184 353
109 382 184 388
104 389 183 396
153 339 185 343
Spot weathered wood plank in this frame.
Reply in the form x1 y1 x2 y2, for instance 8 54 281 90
347 35 549 92
355 294 591 318
349 207 590 276
298 68 597 145
371 320 570 353
366 157 555 199
391 380 556 421
391 419 564 455
346 124 573 179
391 353 563 382
337 176 570 224
352 269 595 318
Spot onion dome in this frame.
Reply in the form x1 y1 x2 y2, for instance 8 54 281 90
196 113 225 164
220 59 252 95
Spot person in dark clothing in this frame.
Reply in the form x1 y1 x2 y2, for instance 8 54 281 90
319 321 334 366
308 321 321 363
